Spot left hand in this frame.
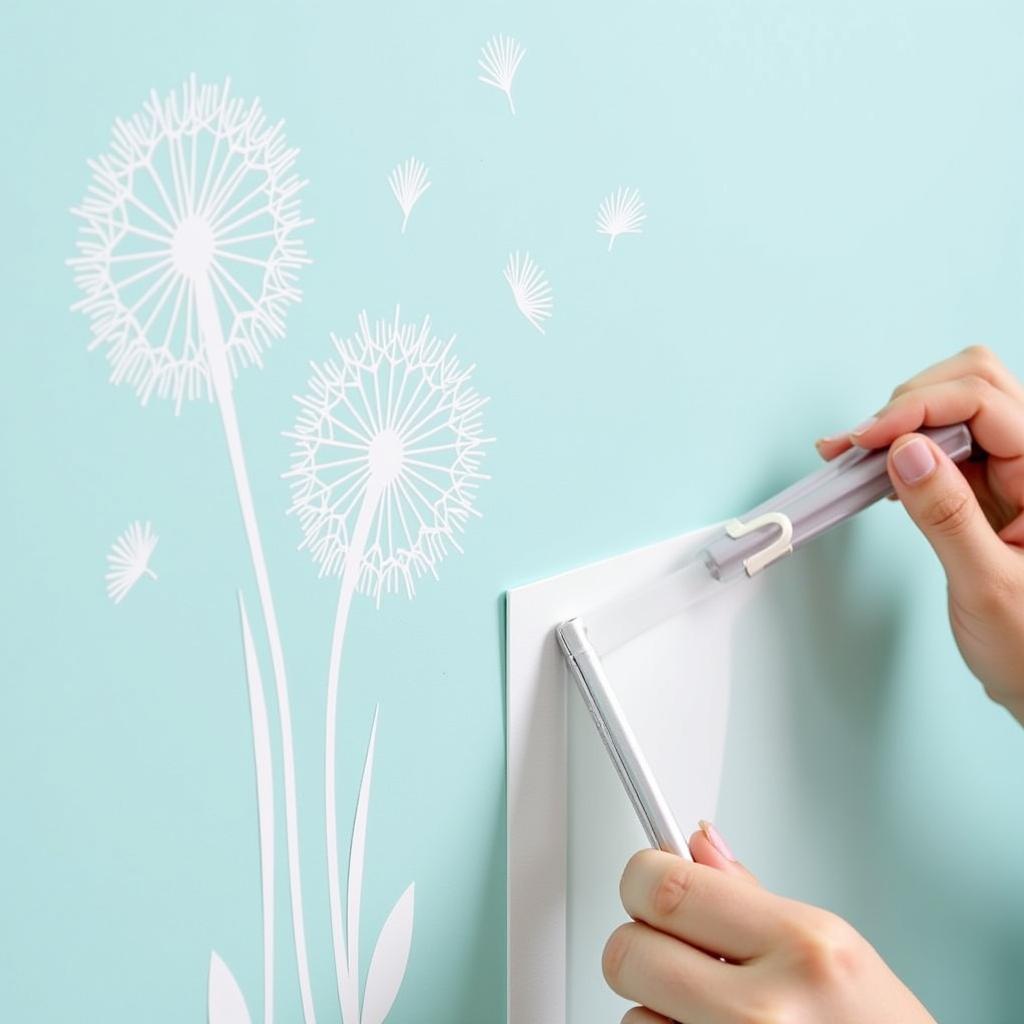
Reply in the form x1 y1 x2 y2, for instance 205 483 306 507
603 824 936 1024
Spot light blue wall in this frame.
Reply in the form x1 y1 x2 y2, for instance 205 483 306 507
2 1 1023 1021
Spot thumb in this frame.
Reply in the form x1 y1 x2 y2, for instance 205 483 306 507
887 432 1004 598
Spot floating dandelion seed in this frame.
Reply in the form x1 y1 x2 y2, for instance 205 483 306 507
70 75 316 1024
285 307 491 1017
478 34 525 115
596 187 646 251
387 158 431 234
105 521 159 604
504 251 552 333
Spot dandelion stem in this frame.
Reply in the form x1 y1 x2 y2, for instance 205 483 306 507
195 272 317 1024
325 478 383 1024
238 591 276 1024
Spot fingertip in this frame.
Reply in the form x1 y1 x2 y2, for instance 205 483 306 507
815 435 854 460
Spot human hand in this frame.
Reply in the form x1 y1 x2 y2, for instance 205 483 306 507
604 825 936 1024
816 346 1024 724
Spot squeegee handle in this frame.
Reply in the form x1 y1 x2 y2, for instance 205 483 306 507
702 423 973 581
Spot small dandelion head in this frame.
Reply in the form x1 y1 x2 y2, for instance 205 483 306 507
69 75 310 412
285 307 492 603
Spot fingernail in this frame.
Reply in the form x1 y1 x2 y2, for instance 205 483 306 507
849 416 878 437
815 434 846 447
892 437 937 485
698 819 736 861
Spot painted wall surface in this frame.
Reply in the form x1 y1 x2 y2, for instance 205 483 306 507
2 1 1024 1021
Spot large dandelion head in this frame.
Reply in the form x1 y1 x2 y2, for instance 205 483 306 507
69 74 309 411
285 308 491 603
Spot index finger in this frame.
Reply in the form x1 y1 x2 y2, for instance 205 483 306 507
851 375 1024 459
619 849 795 962
890 346 1024 404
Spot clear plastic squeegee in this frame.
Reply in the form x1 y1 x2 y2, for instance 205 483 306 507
575 423 973 658
702 423 972 581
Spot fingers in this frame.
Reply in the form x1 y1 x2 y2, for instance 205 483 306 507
889 345 1024 404
688 823 759 885
852 375 1024 459
619 849 791 962
815 346 1024 462
603 920 734 1024
887 433 1007 597
621 1006 673 1024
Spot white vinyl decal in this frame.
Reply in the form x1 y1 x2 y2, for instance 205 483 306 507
504 251 553 333
478 35 526 115
71 76 316 1024
238 592 276 1024
285 305 491 1020
105 520 159 604
388 158 431 234
596 187 646 251
73 78 495 1024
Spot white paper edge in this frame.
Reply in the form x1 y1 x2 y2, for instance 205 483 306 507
506 528 718 1024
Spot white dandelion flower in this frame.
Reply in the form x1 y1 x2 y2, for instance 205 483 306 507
284 307 490 1018
286 307 491 602
69 74 310 412
504 251 552 334
105 521 159 604
71 75 316 1024
478 34 525 115
387 158 431 234
596 187 646 251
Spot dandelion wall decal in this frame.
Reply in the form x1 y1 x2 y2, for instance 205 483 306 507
478 34 525 115
105 520 158 604
70 75 316 1024
70 75 309 411
596 187 647 251
387 158 431 234
285 307 491 1019
504 251 553 333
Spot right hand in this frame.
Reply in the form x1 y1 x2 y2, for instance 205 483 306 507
816 346 1024 724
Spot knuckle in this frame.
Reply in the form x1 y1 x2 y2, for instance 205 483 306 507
620 1009 648 1024
651 862 697 918
921 489 974 538
785 910 861 987
602 923 636 991
961 344 1000 374
960 372 993 398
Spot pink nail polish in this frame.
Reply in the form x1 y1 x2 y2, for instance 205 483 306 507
698 819 736 861
892 437 936 485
